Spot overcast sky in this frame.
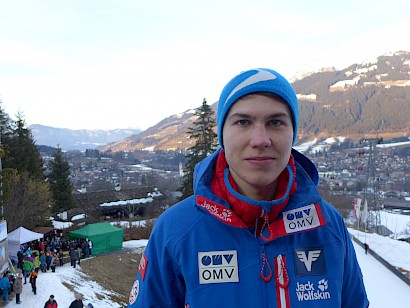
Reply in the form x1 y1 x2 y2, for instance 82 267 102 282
1 0 409 131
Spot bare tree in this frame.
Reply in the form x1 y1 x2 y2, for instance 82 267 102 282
3 169 52 231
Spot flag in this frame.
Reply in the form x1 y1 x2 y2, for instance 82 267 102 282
354 198 362 220
361 199 368 223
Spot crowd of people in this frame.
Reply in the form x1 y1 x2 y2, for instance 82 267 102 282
1 235 94 305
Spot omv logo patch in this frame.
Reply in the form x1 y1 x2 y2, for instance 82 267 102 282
198 250 239 284
283 204 320 233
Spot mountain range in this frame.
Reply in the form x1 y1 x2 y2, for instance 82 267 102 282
30 124 140 151
31 51 410 152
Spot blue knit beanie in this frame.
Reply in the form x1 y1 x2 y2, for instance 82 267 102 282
217 68 299 147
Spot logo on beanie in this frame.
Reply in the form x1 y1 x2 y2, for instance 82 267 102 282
226 69 277 103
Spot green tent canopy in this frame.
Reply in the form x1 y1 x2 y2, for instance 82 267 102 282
68 222 123 255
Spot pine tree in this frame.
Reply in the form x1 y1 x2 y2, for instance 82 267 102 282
0 101 11 218
48 147 76 212
0 106 53 226
3 113 44 179
179 98 218 200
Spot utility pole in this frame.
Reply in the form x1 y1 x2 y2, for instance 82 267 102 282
0 127 4 221
0 119 7 221
359 137 383 233
0 125 3 220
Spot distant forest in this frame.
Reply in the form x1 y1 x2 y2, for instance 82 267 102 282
293 53 410 137
297 85 410 136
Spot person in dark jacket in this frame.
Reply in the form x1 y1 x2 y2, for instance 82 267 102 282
17 247 24 270
69 247 79 268
44 294 58 308
364 242 370 254
29 269 37 295
13 272 23 304
45 250 52 271
58 249 64 266
51 253 59 272
8 272 15 292
76 246 82 265
82 240 90 258
127 68 369 307
40 252 47 272
69 293 84 308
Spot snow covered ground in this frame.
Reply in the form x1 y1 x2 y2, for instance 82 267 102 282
4 234 408 307
353 241 410 307
377 210 410 239
349 227 410 272
5 240 148 308
5 262 120 308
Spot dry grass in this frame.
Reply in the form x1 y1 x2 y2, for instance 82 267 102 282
80 249 142 307
78 225 152 306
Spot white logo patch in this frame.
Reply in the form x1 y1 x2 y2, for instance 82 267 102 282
296 279 331 301
198 250 239 284
297 250 321 271
283 204 320 233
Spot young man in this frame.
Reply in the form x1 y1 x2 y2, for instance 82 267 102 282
128 68 369 307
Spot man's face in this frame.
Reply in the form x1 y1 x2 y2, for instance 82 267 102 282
222 94 293 200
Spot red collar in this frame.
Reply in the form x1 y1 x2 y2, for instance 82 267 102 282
210 151 297 229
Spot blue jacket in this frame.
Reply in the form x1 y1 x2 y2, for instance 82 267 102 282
128 149 369 307
0 276 10 289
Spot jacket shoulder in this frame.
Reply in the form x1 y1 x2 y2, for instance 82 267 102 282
150 196 204 247
156 196 202 230
318 199 353 244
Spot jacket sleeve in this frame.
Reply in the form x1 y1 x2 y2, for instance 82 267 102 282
341 224 369 307
128 216 185 307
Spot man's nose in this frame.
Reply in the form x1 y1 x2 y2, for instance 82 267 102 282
249 126 271 147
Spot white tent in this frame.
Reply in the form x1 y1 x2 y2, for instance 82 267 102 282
7 227 44 261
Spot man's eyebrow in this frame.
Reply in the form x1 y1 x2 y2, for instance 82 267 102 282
265 112 290 119
227 112 251 119
228 111 290 119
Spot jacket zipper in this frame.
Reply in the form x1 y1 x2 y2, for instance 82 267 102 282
274 254 290 308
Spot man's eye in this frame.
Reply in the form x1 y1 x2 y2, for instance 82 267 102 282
236 119 249 126
269 120 282 127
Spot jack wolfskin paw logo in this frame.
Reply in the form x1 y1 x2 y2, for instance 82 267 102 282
222 209 232 218
318 279 328 291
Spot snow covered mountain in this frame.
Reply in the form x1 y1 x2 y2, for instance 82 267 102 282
30 124 141 151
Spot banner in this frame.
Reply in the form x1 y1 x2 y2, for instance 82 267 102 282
0 221 8 273
354 198 362 220
361 199 368 223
